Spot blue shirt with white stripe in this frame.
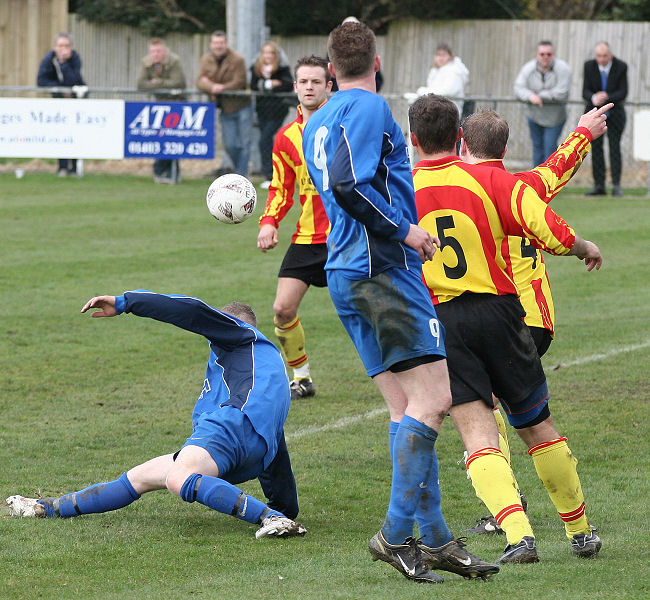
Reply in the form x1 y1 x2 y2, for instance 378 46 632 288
303 88 420 279
116 290 290 469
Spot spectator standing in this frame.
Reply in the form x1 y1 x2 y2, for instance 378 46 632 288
416 44 469 115
37 32 87 177
197 31 252 177
250 42 294 188
582 41 628 197
514 41 571 167
137 38 187 184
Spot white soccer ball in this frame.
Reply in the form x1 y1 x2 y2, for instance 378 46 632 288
206 174 257 224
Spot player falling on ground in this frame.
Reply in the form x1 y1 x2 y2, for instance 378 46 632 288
302 21 498 583
410 94 603 564
257 56 333 401
459 105 612 537
6 290 305 540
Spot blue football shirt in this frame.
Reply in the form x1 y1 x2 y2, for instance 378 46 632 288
115 290 290 469
303 88 420 279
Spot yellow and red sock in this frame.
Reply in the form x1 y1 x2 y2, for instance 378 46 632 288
274 315 308 370
529 437 591 538
466 447 533 545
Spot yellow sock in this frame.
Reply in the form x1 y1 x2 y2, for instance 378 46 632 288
467 448 534 545
274 316 308 370
493 407 522 493
493 407 511 462
529 437 590 538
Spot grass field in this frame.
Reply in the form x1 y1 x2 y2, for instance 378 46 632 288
1 173 648 599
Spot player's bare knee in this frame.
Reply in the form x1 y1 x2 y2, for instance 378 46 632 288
165 469 187 496
272 302 297 325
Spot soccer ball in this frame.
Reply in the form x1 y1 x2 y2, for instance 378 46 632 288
206 174 257 224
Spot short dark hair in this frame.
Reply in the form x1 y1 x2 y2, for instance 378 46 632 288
327 22 376 79
538 40 553 48
462 110 509 159
211 30 227 38
294 55 331 82
221 302 257 327
408 94 459 155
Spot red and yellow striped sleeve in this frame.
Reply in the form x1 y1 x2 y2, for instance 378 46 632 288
505 180 575 256
259 113 330 245
516 127 592 204
259 120 300 230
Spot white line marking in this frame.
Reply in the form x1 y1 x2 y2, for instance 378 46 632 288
545 341 650 369
286 341 649 441
286 408 386 441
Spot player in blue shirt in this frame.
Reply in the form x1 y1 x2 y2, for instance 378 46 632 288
6 290 305 539
302 22 497 583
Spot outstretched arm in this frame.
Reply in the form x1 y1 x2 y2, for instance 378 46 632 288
82 290 256 349
517 103 614 202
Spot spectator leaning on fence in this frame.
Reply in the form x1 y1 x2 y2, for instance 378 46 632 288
197 31 252 177
582 41 628 197
137 38 187 184
37 32 87 177
514 41 571 167
250 42 294 189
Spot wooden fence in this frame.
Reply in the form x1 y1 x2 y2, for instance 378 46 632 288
58 16 650 105
0 0 68 86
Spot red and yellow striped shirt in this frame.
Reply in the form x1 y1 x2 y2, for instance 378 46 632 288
413 157 576 305
259 106 330 244
476 128 592 333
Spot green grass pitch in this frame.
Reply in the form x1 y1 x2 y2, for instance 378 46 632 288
1 173 648 599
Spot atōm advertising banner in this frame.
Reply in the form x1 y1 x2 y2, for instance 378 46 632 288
0 98 125 158
124 102 215 159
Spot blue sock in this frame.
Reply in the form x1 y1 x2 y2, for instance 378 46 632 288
387 419 452 546
180 473 283 525
39 472 140 518
382 415 437 545
415 447 453 548
388 420 399 458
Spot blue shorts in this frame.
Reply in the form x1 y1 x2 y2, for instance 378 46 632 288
181 406 268 485
327 267 446 376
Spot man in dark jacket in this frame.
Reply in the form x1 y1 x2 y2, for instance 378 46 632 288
582 41 628 197
37 32 86 177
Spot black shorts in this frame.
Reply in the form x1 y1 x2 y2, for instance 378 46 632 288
528 325 552 357
434 293 546 409
278 243 328 288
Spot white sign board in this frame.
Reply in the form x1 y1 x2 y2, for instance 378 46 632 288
633 110 650 161
0 98 125 159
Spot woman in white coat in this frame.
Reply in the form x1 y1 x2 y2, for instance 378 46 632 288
417 44 469 114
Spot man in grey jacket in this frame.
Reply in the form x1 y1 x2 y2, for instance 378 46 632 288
514 41 571 167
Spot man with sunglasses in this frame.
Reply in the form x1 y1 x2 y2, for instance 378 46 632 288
514 41 571 167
